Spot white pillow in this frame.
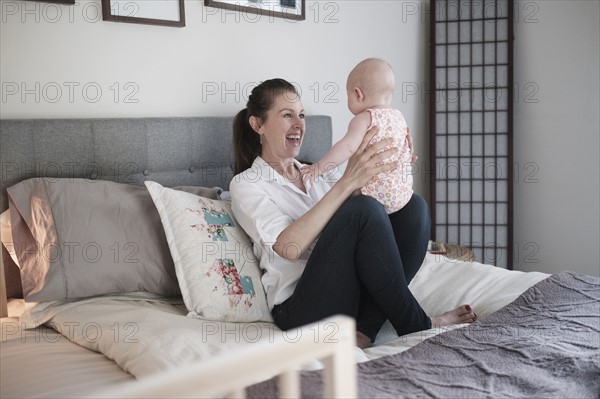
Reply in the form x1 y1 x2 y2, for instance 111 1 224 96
145 181 272 322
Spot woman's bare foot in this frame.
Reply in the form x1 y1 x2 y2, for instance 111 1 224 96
430 304 477 328
356 331 371 349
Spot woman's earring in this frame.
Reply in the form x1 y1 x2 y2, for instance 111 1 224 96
259 133 264 145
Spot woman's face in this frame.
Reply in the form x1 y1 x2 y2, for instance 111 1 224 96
257 91 305 163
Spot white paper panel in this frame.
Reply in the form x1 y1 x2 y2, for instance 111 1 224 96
448 44 459 66
497 111 508 132
472 3 484 20
472 21 483 42
436 113 447 134
484 112 496 133
472 180 483 201
497 135 508 155
436 226 447 242
472 134 483 155
436 186 447 207
437 203 447 224
448 113 459 132
448 136 459 156
484 43 496 64
472 112 483 132
498 88 508 109
484 180 496 201
460 113 471 134
448 226 459 243
460 203 471 224
472 89 484 110
460 226 471 243
497 65 508 86
473 203 483 224
497 18 508 41
436 23 447 44
484 137 496 156
472 44 483 64
448 22 459 43
460 21 470 41
460 45 471 65
448 181 459 201
484 20 496 41
448 203 459 224
484 66 496 85
460 181 471 202
497 180 508 201
497 42 508 63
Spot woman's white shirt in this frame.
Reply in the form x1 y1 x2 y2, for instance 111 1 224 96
230 156 341 310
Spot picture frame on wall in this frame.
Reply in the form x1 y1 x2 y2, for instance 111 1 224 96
205 0 305 21
101 0 185 27
24 0 75 4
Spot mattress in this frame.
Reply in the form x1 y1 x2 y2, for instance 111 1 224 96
1 253 550 397
1 318 133 398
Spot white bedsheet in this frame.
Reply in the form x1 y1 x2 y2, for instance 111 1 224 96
1 317 134 398
17 254 550 380
362 253 549 361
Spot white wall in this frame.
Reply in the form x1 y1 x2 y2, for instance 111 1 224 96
513 0 599 277
2 1 599 277
0 0 430 195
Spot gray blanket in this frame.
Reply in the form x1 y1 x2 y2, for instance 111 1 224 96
248 272 600 398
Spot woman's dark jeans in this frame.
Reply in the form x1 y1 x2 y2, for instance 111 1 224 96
272 194 432 342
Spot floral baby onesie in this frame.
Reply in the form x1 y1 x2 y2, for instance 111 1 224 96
360 108 413 214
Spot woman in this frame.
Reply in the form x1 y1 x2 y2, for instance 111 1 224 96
230 78 476 348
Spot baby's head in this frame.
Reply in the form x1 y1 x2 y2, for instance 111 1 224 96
346 58 395 115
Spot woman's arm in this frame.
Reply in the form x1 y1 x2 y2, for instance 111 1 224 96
274 126 397 261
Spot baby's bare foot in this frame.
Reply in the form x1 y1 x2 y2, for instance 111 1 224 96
430 304 477 328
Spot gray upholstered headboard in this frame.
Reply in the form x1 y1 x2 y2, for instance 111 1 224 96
0 116 332 313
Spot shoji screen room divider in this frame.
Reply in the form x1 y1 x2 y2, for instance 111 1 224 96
430 0 513 268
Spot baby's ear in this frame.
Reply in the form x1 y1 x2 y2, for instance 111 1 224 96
354 87 365 102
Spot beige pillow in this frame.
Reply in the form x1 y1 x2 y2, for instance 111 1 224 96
7 178 221 302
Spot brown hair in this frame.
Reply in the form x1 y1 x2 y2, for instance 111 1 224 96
232 78 299 175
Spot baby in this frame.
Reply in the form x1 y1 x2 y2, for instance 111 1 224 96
302 58 413 214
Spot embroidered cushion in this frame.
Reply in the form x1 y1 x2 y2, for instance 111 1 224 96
145 181 271 322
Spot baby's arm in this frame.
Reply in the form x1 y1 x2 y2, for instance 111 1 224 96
304 112 371 182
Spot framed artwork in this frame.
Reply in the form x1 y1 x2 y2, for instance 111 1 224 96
25 0 75 3
205 0 305 21
102 0 185 27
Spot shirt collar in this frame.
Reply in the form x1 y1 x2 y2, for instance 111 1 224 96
253 156 305 184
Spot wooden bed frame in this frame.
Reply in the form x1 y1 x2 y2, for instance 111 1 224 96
96 315 357 399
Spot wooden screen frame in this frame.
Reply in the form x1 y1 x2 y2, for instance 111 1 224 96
430 0 514 269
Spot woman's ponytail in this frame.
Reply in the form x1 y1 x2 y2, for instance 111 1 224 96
233 108 261 175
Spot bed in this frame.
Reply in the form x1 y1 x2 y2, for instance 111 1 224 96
1 117 599 399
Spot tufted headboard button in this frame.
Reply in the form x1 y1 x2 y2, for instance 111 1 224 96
189 166 195 173
90 173 98 180
143 169 150 176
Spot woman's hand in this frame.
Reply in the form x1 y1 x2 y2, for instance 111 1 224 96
339 126 398 193
273 126 396 262
407 127 418 163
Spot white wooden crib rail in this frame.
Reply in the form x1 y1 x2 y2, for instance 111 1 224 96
91 315 357 399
